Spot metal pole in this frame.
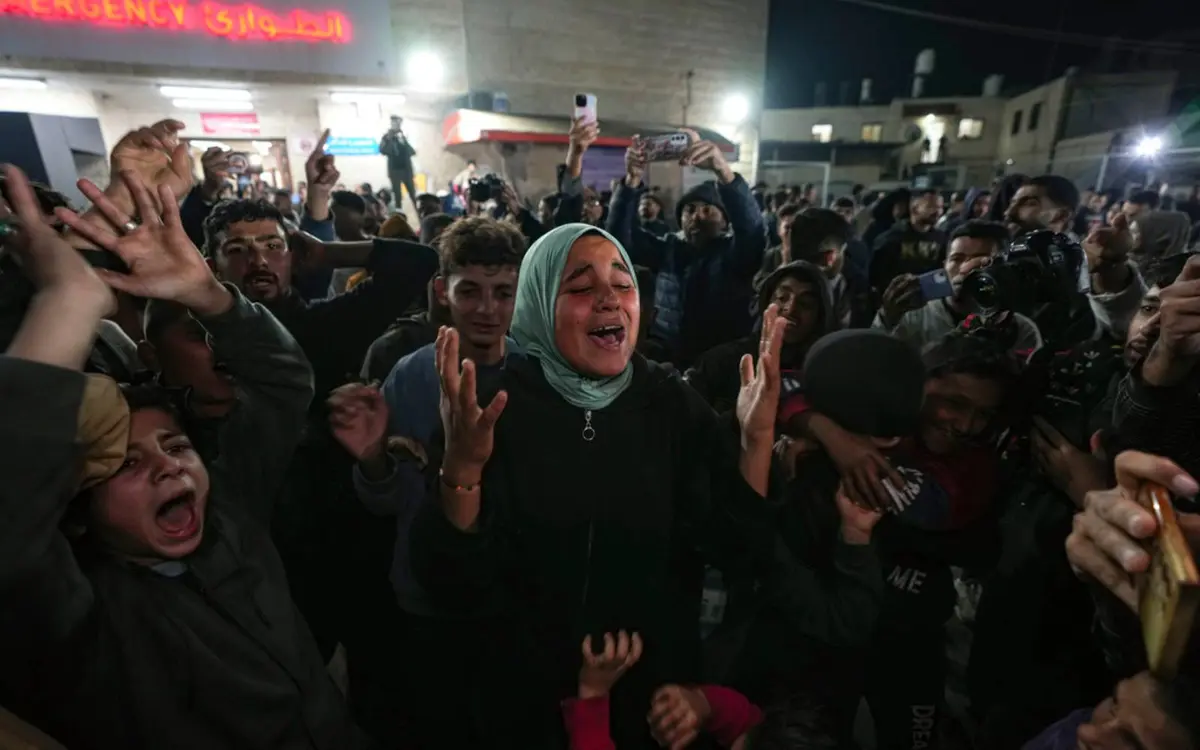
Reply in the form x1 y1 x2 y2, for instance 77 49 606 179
822 160 832 206
1096 153 1109 191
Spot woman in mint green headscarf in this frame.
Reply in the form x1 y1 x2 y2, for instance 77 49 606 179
412 222 787 748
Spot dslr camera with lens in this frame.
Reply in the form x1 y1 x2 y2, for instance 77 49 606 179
960 230 1088 321
467 173 505 204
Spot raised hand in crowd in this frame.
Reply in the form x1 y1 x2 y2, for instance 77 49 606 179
436 325 508 529
1083 210 1134 294
328 382 390 478
878 273 923 329
578 630 643 699
623 134 648 187
566 116 600 179
1 163 114 368
678 127 734 185
57 171 231 316
735 303 787 495
836 482 885 545
649 684 711 750
1066 450 1200 610
107 118 192 215
1031 416 1108 508
500 182 523 218
1142 254 1200 387
304 128 338 222
199 146 232 203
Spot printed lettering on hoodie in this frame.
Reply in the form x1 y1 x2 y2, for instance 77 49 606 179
911 704 936 749
887 565 926 594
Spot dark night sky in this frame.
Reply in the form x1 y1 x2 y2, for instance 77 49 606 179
764 0 1172 108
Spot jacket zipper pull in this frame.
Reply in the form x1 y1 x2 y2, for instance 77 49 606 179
582 409 595 442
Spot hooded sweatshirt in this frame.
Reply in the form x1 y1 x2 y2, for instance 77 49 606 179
940 188 989 237
685 261 836 416
1130 210 1191 273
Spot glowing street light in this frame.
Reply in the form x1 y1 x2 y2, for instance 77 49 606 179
721 93 750 124
1135 135 1163 158
406 50 444 90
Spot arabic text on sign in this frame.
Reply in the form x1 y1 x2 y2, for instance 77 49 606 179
0 0 351 43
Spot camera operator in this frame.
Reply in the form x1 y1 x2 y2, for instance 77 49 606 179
1007 175 1148 344
873 220 1041 354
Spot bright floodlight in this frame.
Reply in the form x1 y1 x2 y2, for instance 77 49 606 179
406 51 444 89
1135 136 1163 158
722 93 750 124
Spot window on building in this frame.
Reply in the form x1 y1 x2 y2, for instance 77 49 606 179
1010 109 1024 136
861 123 883 142
812 124 833 143
1029 102 1043 131
957 118 984 140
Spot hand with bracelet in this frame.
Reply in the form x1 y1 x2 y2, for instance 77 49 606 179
434 325 508 528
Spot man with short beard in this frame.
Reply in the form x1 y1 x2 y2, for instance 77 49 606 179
608 130 766 367
1006 174 1148 343
202 149 439 685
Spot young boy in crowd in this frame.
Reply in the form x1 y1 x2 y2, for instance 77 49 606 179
0 165 367 749
329 216 526 747
869 188 947 301
687 260 835 415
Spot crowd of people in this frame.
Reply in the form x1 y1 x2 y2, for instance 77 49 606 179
1 112 1200 750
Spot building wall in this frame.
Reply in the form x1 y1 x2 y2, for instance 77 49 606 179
450 0 770 125
761 105 892 143
1061 71 1177 140
998 78 1069 175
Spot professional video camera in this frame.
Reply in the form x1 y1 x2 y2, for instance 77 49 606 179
960 230 1088 321
467 173 505 204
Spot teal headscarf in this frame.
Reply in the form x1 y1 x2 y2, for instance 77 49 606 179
510 223 638 410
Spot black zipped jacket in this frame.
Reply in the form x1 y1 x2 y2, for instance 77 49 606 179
409 352 773 749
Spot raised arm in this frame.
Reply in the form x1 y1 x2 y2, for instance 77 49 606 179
0 164 118 656
60 170 314 524
605 139 669 271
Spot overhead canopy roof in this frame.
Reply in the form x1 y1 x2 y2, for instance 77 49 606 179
442 109 737 153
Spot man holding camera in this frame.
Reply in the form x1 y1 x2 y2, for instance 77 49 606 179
874 220 1042 355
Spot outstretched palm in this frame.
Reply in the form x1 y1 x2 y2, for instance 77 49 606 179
58 172 212 303
736 303 786 440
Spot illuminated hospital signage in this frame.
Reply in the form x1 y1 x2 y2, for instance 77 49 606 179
0 0 351 43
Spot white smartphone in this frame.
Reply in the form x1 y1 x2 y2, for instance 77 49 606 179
573 93 597 124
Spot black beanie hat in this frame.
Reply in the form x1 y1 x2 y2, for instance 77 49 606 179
802 330 926 438
676 181 727 226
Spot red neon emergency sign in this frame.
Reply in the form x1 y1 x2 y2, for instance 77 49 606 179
0 0 351 43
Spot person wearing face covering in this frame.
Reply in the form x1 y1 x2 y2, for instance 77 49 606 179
409 223 783 749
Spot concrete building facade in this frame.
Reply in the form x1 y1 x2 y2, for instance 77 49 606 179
759 68 1181 198
0 0 768 204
